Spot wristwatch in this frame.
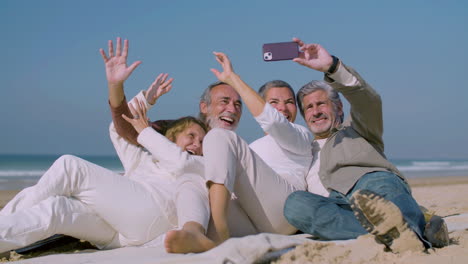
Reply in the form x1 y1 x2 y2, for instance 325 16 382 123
327 55 340 74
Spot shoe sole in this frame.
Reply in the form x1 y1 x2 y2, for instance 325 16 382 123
425 215 450 248
350 189 424 253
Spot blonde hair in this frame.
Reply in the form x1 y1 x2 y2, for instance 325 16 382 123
164 116 208 142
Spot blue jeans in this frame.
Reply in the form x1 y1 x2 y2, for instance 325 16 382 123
284 171 427 244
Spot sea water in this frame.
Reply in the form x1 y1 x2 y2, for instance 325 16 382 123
0 154 124 190
1 154 468 190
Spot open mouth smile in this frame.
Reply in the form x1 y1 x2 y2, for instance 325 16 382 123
220 116 234 125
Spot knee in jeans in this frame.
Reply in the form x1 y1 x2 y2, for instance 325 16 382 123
284 191 307 221
359 172 409 196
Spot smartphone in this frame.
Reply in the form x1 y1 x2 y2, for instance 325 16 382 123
262 41 299 61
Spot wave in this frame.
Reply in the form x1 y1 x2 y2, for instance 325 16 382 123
0 170 46 177
396 160 468 172
0 169 124 178
1 159 467 178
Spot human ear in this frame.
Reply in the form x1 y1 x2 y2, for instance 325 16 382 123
200 101 208 114
337 101 344 117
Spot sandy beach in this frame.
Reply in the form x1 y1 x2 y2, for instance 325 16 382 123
275 176 468 264
1 175 468 263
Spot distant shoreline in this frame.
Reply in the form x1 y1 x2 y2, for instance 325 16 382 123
1 173 467 192
1 153 468 191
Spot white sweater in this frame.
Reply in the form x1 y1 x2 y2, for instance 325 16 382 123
109 92 204 227
249 103 313 190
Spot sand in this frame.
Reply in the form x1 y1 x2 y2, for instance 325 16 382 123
1 175 468 263
274 176 468 264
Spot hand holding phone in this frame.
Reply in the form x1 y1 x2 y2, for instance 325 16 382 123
262 41 299 62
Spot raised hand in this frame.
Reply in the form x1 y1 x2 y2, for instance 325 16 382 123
145 73 174 105
100 37 141 86
122 98 150 134
210 52 236 85
292 37 334 72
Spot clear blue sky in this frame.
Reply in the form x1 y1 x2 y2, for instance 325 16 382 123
1 0 467 159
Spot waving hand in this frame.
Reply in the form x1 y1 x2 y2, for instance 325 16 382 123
100 37 141 85
145 73 174 105
210 52 236 85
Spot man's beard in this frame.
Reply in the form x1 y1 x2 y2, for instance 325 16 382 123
206 112 238 131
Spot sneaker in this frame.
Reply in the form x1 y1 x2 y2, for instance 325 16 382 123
350 189 425 253
424 215 450 248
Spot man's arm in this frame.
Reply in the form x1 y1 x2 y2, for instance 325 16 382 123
110 96 139 145
326 64 384 151
100 38 173 145
210 52 313 154
255 103 313 155
210 52 265 117
292 37 384 151
111 76 174 145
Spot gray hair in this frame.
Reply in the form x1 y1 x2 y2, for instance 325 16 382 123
296 80 344 123
198 81 228 124
258 80 295 101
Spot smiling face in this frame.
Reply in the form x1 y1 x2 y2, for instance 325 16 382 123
200 84 242 130
174 123 206 156
264 87 297 122
302 89 343 139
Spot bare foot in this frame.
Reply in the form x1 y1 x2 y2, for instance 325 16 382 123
164 229 216 253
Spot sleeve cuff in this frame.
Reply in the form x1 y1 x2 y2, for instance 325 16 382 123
129 91 153 111
254 103 287 131
327 62 359 87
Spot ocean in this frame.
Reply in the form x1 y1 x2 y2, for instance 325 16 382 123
0 154 124 190
1 154 468 190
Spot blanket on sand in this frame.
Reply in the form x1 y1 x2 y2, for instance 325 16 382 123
7 213 468 264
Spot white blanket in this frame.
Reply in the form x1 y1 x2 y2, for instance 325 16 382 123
13 214 468 264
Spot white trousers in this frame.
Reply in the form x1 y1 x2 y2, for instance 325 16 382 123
175 173 210 230
177 173 258 238
0 155 171 252
204 129 299 235
0 196 116 252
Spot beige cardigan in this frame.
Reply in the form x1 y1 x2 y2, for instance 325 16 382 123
318 64 405 195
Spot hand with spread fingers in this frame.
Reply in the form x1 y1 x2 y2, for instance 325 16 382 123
210 52 237 85
100 37 141 86
292 37 334 72
122 98 150 134
145 73 174 105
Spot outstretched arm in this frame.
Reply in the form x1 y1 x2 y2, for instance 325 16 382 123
100 38 173 144
210 52 265 117
211 52 313 155
293 37 383 149
101 37 141 145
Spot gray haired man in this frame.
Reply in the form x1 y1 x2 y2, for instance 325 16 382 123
283 37 448 253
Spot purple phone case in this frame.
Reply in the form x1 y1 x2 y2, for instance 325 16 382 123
262 42 299 61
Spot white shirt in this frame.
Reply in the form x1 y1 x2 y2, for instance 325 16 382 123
305 63 359 196
306 138 329 196
249 103 313 190
109 91 204 226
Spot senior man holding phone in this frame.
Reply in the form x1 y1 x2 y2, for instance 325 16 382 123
282 37 448 253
